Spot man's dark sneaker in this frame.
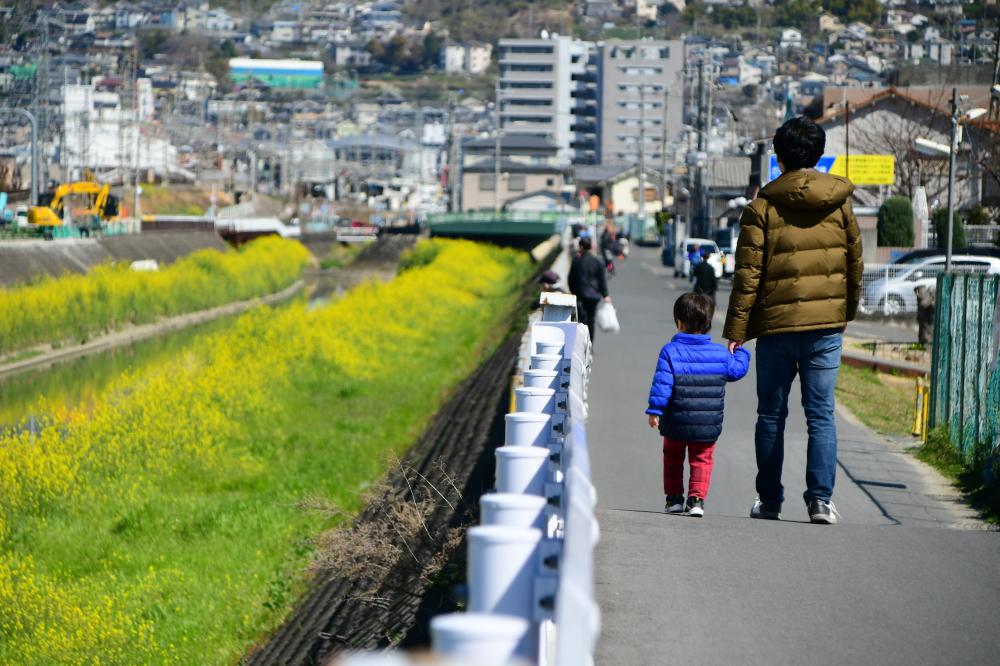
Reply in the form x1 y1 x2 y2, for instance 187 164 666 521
665 495 686 513
686 496 705 517
750 497 782 520
808 499 840 525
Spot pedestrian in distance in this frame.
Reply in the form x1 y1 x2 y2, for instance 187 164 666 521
539 269 563 293
692 247 718 302
568 236 610 345
646 293 751 517
600 219 622 275
723 116 863 525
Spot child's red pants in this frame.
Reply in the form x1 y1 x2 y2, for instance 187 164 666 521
663 437 716 499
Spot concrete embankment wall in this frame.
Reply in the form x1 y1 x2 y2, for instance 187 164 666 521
0 232 228 287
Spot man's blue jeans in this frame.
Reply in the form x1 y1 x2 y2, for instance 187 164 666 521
754 329 842 505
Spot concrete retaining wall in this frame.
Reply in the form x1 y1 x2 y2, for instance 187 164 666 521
0 232 228 287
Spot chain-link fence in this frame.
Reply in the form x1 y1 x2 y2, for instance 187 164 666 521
859 263 945 317
860 260 996 317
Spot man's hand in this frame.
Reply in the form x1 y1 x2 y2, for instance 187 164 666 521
648 414 659 429
728 340 743 354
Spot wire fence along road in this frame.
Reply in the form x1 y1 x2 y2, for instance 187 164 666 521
858 263 997 317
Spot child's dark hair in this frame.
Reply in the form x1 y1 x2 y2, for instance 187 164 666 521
674 293 714 333
773 116 825 171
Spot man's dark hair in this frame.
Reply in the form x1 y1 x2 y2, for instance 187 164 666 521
580 236 592 251
773 116 826 171
674 293 714 333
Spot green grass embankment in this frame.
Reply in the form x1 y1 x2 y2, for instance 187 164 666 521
0 236 310 358
0 239 532 665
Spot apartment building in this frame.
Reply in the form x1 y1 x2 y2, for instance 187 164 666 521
498 36 682 167
497 35 598 164
598 39 684 167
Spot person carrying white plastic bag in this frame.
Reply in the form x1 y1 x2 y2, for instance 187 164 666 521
596 299 620 334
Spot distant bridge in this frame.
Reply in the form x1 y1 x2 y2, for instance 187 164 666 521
426 211 577 247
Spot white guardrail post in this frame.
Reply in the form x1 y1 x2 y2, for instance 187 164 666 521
432 289 600 666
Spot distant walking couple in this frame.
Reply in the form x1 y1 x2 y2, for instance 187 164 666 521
645 117 863 523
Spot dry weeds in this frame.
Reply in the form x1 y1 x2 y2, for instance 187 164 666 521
306 459 472 599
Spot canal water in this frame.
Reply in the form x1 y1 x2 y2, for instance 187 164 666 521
0 312 243 429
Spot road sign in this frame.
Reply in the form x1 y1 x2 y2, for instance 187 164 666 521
766 154 895 186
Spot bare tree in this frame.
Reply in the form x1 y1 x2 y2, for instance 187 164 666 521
849 93 963 204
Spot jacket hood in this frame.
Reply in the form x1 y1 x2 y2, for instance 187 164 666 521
760 170 854 211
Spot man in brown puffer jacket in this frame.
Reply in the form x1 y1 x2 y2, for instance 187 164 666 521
723 116 863 525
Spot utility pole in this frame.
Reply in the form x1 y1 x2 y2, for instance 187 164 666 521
638 76 646 225
946 87 958 272
660 85 669 207
129 43 141 226
446 93 459 212
494 77 502 213
694 57 710 238
636 10 646 226
990 25 1000 121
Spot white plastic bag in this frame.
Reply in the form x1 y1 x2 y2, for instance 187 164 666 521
596 300 620 334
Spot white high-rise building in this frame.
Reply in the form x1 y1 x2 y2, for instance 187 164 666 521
497 35 598 164
498 35 683 166
62 80 180 179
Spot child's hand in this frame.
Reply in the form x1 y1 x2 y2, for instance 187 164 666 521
648 414 659 429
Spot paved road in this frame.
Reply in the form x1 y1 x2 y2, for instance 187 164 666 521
588 247 999 666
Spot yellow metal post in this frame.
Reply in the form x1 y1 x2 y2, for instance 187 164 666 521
912 377 931 441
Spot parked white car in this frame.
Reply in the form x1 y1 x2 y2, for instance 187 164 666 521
675 238 724 278
862 255 1000 316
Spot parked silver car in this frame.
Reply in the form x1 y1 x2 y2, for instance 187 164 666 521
862 255 1000 316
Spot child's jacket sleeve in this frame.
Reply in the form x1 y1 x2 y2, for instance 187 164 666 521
646 345 674 416
726 347 751 381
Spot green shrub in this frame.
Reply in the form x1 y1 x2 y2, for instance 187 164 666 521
877 196 915 246
932 208 967 250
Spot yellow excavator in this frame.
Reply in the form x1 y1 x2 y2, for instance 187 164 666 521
27 174 120 228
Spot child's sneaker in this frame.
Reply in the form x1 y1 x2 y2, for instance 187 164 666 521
665 495 685 513
686 496 705 517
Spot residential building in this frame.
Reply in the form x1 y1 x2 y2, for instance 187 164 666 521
333 42 372 68
204 8 237 32
62 79 180 179
467 43 492 75
271 21 301 43
636 0 658 22
439 43 491 75
459 134 568 211
497 35 598 163
441 43 466 74
598 39 683 167
819 13 844 33
779 28 804 50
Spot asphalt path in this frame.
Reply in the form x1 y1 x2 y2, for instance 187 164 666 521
588 247 999 666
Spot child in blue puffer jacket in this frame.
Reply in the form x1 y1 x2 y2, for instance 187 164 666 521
646 293 751 516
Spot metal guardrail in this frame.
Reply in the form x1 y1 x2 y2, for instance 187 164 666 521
929 273 1000 464
428 292 599 666
426 211 582 225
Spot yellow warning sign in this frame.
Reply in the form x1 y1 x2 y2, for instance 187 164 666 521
828 154 895 186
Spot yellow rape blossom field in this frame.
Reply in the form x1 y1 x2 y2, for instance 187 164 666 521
0 238 531 664
0 236 311 357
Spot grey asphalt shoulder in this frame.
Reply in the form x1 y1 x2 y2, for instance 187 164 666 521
588 247 999 666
